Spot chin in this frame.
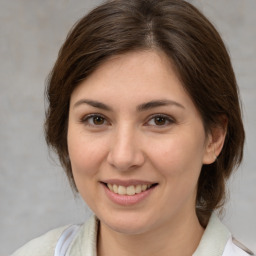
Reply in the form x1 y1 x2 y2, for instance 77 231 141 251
100 213 153 235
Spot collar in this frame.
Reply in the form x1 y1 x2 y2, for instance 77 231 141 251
68 213 230 256
68 215 98 256
193 213 231 256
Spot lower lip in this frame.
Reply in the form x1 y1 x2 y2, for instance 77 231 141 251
102 184 156 206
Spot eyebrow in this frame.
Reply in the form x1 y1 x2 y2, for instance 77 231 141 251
137 99 185 111
73 99 113 111
73 99 185 111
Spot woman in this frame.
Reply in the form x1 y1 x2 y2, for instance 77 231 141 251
12 0 254 255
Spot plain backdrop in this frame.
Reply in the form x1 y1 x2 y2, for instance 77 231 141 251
0 0 255 255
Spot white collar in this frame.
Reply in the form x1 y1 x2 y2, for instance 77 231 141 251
193 213 231 256
67 213 231 256
68 215 98 256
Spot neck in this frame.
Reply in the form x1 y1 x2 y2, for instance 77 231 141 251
97 211 204 256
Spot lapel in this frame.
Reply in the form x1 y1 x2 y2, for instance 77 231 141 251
193 213 231 256
68 215 98 256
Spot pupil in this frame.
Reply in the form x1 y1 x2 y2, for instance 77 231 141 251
93 116 104 125
155 117 165 125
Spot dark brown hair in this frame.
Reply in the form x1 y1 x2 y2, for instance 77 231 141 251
45 0 245 226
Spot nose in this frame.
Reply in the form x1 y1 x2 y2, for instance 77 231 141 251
107 125 145 171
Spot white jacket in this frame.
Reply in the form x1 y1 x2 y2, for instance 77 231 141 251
12 214 254 256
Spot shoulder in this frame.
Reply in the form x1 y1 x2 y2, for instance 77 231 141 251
223 237 255 256
11 225 69 256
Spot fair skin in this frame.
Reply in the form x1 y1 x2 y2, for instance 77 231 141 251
67 50 226 256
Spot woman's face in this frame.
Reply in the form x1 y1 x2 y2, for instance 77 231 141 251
68 50 213 235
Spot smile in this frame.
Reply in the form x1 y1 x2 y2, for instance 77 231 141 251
107 184 154 196
101 181 158 205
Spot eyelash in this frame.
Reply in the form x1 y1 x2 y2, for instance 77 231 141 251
80 114 109 127
145 114 175 127
80 114 175 128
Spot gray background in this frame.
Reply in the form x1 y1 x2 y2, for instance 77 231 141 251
0 0 255 255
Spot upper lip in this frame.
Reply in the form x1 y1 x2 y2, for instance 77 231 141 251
101 179 157 187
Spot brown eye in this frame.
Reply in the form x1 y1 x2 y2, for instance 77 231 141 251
146 114 174 127
154 116 167 126
82 114 108 126
93 116 105 125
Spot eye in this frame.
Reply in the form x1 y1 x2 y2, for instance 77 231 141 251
81 114 108 126
146 114 174 127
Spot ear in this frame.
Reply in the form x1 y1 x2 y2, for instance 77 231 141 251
203 116 228 165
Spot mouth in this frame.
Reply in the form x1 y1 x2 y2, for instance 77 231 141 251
102 182 158 196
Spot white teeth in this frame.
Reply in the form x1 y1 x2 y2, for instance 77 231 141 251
127 185 135 195
142 184 147 191
107 183 154 195
113 184 118 193
107 184 113 190
135 185 142 194
118 185 126 195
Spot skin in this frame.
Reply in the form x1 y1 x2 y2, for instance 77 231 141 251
67 50 226 256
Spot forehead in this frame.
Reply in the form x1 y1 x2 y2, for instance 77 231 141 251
71 50 186 99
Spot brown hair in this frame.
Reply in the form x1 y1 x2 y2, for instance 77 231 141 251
45 0 245 226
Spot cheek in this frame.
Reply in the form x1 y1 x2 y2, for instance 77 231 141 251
67 129 107 178
147 131 206 179
67 129 109 206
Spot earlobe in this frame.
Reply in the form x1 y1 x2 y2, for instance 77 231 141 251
203 117 228 165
